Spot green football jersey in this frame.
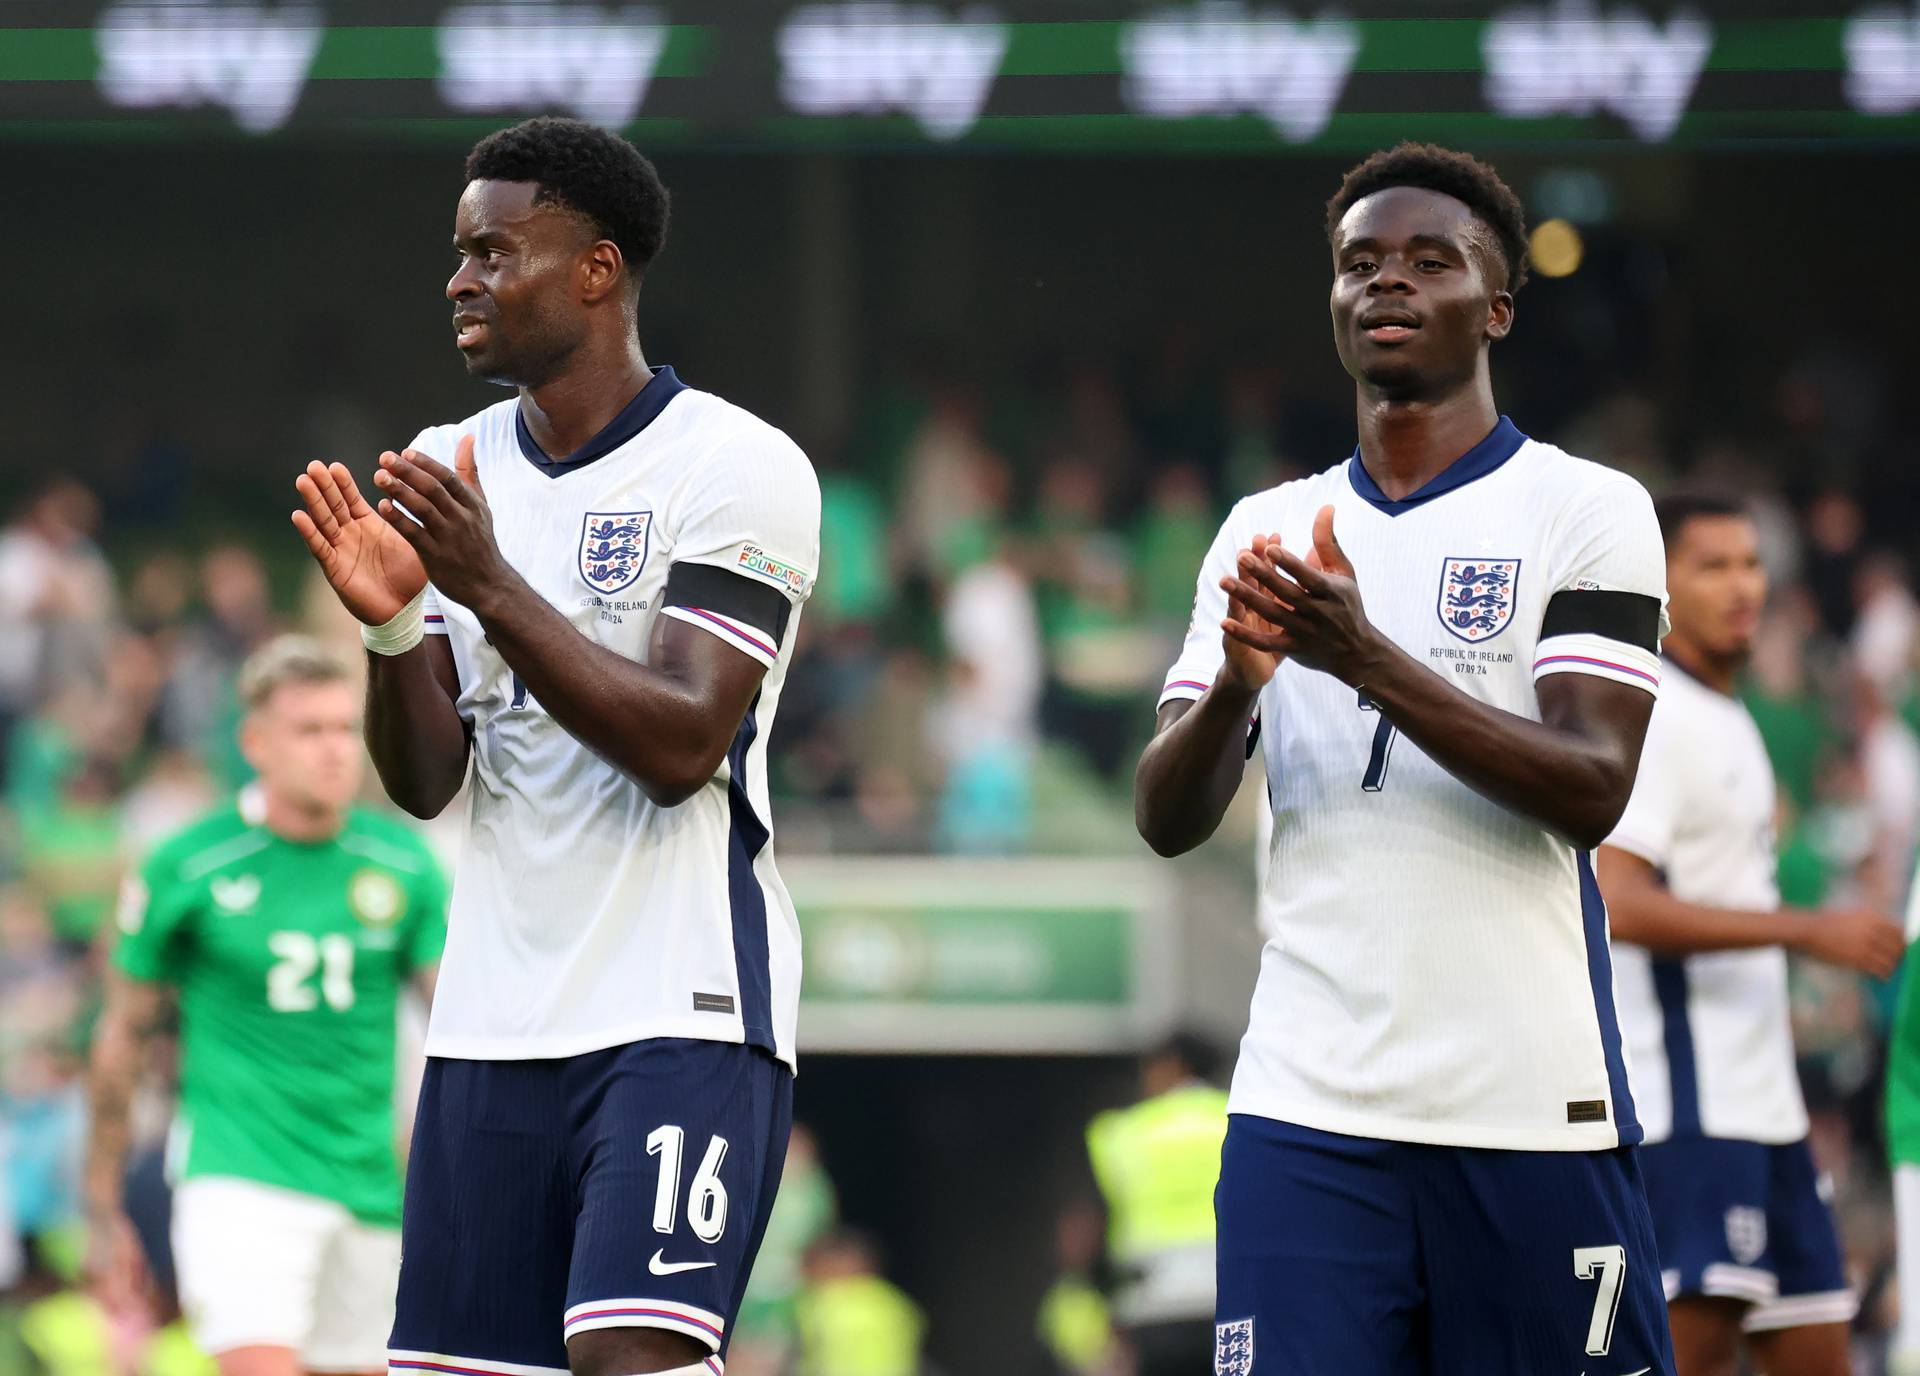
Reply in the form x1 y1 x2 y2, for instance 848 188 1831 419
1889 857 1920 1166
1891 934 1920 1167
113 798 449 1225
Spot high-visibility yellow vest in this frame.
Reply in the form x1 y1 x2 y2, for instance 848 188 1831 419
1085 1082 1228 1323
794 1273 925 1376
143 1321 217 1376
1037 1275 1114 1373
19 1292 113 1376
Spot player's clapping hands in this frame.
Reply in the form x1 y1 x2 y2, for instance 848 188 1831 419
293 460 429 625
1221 505 1385 688
370 435 511 610
1216 532 1295 692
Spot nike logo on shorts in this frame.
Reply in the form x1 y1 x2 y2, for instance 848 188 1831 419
648 1249 718 1276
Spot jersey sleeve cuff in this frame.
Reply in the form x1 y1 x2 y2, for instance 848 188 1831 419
1533 632 1660 696
1600 828 1667 868
1157 675 1213 710
422 590 449 635
661 605 780 668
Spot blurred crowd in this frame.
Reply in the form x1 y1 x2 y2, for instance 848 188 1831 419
1 345 1918 1372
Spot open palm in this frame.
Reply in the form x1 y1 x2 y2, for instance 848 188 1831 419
292 459 428 625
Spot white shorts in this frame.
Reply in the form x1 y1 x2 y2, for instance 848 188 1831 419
1894 1164 1920 1368
173 1176 401 1372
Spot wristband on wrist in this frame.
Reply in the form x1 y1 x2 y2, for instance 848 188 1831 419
361 590 427 656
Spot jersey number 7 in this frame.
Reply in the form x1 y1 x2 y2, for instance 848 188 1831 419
1357 692 1397 792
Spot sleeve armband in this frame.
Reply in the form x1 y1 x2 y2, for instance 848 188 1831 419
662 563 793 666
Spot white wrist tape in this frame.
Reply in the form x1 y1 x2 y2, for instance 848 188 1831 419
360 589 427 656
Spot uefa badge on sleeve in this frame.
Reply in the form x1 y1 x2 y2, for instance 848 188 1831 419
1215 1317 1254 1376
1437 556 1521 643
578 511 654 595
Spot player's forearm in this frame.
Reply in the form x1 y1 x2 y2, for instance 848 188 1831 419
469 578 729 808
83 1018 143 1217
366 643 469 819
1357 640 1636 849
1134 674 1259 857
1596 868 1806 956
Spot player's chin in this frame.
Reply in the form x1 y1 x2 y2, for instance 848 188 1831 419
1357 353 1427 392
456 342 514 381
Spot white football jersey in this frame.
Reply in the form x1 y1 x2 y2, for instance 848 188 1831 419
413 367 819 1068
1605 662 1805 1144
1162 420 1668 1151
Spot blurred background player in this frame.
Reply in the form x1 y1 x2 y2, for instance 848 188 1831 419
1083 1033 1225 1376
1034 1199 1120 1376
725 1124 838 1376
1136 144 1675 1375
84 636 448 1376
1597 493 1903 1376
791 1229 924 1376
293 118 820 1376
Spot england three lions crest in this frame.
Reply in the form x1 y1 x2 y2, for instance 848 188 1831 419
579 511 653 594
1438 556 1521 643
1214 1318 1254 1376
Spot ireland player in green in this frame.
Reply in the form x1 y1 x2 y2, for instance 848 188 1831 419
1890 872 1920 1375
86 636 448 1376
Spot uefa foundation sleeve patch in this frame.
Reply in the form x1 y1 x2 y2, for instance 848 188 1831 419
732 542 813 599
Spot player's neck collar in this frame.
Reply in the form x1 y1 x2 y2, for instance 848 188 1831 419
1346 415 1527 517
514 365 687 477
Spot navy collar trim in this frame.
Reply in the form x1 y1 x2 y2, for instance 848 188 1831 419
514 365 686 477
1346 415 1528 517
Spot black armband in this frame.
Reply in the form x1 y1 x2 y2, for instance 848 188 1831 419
664 563 793 643
1540 590 1662 654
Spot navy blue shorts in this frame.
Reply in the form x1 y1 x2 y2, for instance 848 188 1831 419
389 1039 793 1376
1638 1135 1856 1331
1213 1115 1675 1376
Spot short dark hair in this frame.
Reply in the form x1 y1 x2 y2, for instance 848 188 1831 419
1655 490 1749 548
1149 1030 1222 1083
1326 142 1530 294
465 116 671 280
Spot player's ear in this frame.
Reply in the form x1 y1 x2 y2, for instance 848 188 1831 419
237 708 267 777
1485 289 1514 343
578 240 625 305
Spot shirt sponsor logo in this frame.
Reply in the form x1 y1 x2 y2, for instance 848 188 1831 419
736 543 813 596
348 869 407 927
1214 1317 1254 1376
579 510 654 595
210 874 262 914
1438 556 1521 643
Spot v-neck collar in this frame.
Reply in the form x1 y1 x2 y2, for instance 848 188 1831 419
1346 415 1528 517
513 365 686 478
